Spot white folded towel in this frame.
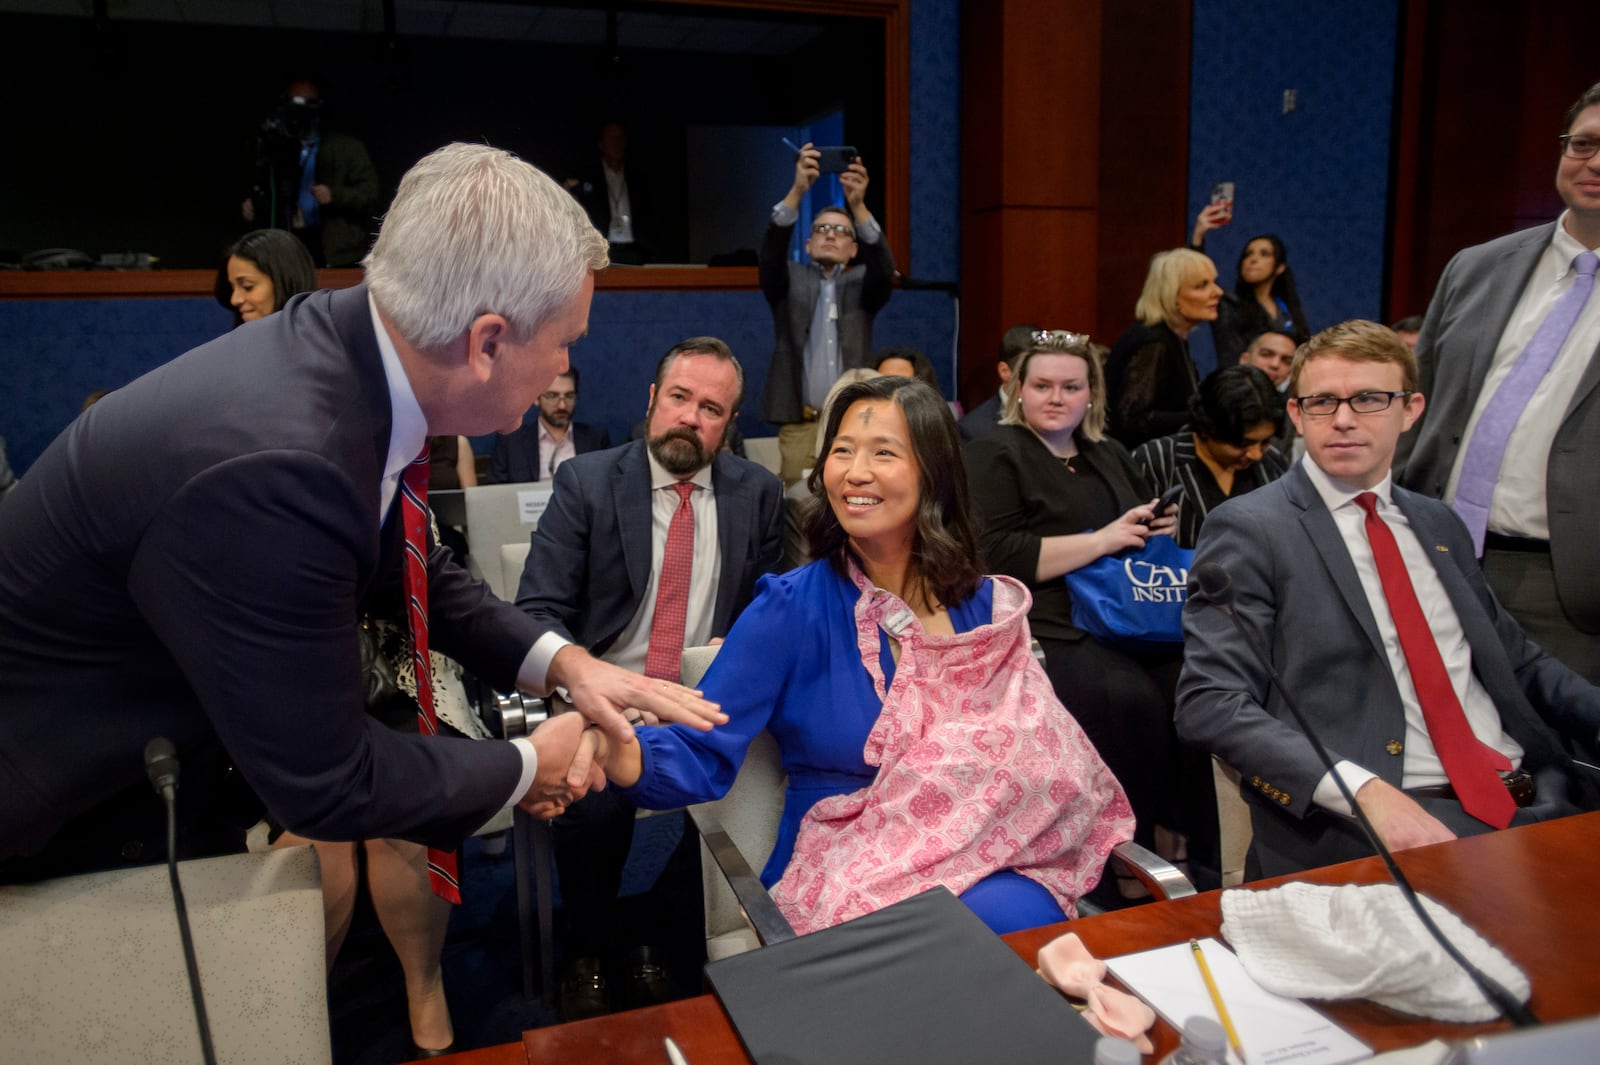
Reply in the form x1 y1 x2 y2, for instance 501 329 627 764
1219 882 1529 1023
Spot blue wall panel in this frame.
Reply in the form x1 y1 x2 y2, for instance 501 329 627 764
0 0 963 474
1187 0 1398 376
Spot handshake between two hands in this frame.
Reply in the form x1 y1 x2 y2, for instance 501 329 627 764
515 647 727 819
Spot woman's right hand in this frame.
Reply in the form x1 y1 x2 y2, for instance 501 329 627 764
1092 503 1159 558
1191 202 1230 248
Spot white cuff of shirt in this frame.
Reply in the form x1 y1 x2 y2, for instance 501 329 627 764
493 737 539 820
1313 760 1379 817
518 631 573 694
493 631 578 818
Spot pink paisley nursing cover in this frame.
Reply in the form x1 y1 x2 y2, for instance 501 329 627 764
770 565 1135 934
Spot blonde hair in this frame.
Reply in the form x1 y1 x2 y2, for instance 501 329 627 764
1134 248 1216 330
1000 330 1108 441
1288 320 1419 396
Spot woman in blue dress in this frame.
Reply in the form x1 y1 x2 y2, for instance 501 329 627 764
603 376 1133 935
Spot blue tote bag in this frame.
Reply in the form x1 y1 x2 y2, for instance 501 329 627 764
1063 533 1193 644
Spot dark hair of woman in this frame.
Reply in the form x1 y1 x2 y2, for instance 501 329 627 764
1188 364 1286 444
1232 234 1309 344
212 229 319 318
873 346 940 391
803 376 984 608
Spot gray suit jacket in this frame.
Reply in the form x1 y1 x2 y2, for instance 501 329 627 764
757 219 895 425
514 440 785 656
1399 221 1600 633
1175 463 1600 876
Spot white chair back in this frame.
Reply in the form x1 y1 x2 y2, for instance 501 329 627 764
680 643 788 960
463 482 553 599
0 847 329 1064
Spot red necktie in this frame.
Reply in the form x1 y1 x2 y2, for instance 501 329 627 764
644 482 696 681
1354 492 1515 829
401 446 462 903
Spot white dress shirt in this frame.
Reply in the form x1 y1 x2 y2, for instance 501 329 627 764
370 294 539 815
1299 457 1523 814
538 421 577 480
601 450 722 674
1443 212 1600 539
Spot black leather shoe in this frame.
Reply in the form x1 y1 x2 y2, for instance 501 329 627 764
558 956 610 1022
620 945 673 1011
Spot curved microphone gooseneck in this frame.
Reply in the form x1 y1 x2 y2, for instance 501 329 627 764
145 737 220 1065
1187 563 1537 1028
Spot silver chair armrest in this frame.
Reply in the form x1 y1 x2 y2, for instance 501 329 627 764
482 691 549 740
1111 840 1196 900
688 806 796 948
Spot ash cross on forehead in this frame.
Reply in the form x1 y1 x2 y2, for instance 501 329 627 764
859 405 874 425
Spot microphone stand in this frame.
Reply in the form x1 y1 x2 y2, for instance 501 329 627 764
146 738 219 1065
1188 567 1538 1028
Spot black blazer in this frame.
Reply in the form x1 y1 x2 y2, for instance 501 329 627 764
0 285 544 869
487 420 612 484
964 425 1154 641
1104 320 1200 448
514 440 785 655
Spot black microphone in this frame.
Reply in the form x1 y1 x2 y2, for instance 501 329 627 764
144 737 180 800
1186 562 1538 1028
145 738 219 1065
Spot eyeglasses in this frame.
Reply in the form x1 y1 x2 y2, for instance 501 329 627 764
540 391 577 404
1294 390 1413 416
811 222 855 238
1559 134 1600 160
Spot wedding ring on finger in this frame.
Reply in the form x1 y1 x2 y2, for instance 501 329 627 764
627 714 645 727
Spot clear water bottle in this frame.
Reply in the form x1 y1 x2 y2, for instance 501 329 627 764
1094 1034 1143 1065
1159 1015 1229 1064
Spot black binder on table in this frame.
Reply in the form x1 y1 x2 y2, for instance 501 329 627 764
703 886 1099 1065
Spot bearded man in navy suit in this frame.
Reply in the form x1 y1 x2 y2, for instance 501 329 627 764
515 336 783 1016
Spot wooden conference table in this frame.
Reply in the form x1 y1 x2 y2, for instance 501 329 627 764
435 812 1600 1065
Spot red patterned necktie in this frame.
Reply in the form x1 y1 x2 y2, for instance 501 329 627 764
1354 492 1514 829
400 446 462 902
644 482 696 681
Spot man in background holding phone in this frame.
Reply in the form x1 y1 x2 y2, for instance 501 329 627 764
759 141 895 486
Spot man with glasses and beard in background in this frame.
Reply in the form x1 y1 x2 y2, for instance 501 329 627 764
760 143 896 487
487 365 613 484
514 337 783 1018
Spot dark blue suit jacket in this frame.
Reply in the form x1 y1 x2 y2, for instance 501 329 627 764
514 440 785 656
487 420 612 484
0 285 544 871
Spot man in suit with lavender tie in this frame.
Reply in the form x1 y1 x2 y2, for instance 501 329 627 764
1400 82 1600 684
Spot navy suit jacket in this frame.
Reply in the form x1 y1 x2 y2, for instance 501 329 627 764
487 420 611 484
1175 463 1600 876
0 285 543 869
514 440 784 657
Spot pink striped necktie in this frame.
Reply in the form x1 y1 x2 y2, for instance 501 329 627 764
400 446 462 903
644 482 696 681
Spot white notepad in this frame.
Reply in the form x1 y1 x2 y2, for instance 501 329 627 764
1105 937 1372 1065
